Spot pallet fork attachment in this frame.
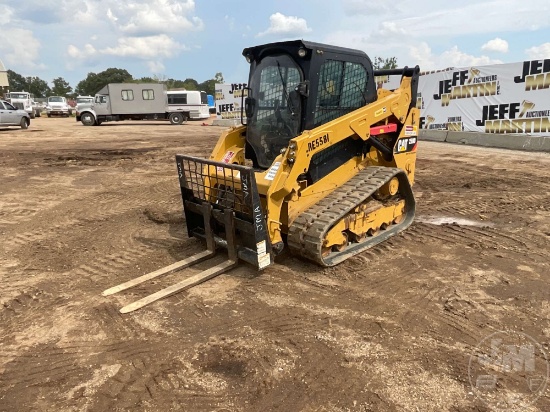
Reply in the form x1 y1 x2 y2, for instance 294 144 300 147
102 206 239 313
102 154 272 313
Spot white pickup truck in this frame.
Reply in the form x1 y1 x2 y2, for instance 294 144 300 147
46 96 71 117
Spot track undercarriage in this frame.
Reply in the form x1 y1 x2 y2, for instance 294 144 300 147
287 167 415 266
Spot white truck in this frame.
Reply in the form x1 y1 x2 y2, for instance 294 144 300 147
74 95 94 119
46 96 71 117
4 92 41 119
77 83 204 126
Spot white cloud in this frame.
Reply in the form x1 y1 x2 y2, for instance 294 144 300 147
65 44 99 70
102 35 185 59
107 0 203 35
409 42 436 70
370 0 550 38
225 15 235 30
147 61 165 73
107 8 118 23
0 5 14 24
439 46 502 67
6 0 203 36
72 1 99 25
0 28 44 71
376 21 407 36
67 44 98 59
342 0 405 16
406 42 503 70
67 34 186 65
481 38 509 53
525 43 550 59
257 12 312 37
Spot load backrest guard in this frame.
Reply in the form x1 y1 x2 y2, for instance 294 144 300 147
176 154 272 269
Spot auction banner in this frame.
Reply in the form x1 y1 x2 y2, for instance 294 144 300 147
418 59 550 135
215 83 248 122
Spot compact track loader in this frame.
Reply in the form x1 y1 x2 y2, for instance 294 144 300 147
104 40 420 312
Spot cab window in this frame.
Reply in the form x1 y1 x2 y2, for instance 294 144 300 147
314 60 368 127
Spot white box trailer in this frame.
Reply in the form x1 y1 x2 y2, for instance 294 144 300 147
77 83 190 126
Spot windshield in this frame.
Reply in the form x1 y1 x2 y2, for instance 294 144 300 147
48 97 64 103
9 93 29 99
246 54 302 169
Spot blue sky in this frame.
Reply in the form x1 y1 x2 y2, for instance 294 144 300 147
1 0 549 90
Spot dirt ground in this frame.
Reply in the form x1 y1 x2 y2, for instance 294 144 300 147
0 117 549 412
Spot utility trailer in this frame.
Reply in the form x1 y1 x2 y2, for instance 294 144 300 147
77 83 189 126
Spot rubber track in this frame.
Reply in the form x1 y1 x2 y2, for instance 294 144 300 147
287 166 416 266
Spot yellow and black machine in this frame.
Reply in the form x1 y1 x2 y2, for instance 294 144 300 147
104 40 420 312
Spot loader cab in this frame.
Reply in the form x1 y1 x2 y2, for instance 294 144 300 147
243 40 377 169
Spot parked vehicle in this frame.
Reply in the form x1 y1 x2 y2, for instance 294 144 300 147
78 83 198 126
4 92 41 118
167 90 210 120
0 100 31 129
207 94 216 114
75 95 94 120
46 96 71 117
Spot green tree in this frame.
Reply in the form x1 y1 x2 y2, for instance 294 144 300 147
75 68 133 96
6 70 51 97
373 56 398 70
181 78 199 90
51 77 73 97
27 77 51 98
198 72 224 95
7 70 27 91
161 78 185 90
198 79 214 95
135 76 157 83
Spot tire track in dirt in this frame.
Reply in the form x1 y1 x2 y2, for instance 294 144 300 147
255 341 365 410
2 218 81 252
352 265 473 337
0 201 46 225
335 248 489 344
74 188 178 224
0 339 165 409
73 236 182 290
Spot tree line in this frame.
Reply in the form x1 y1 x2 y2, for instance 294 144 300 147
6 68 224 98
5 56 396 99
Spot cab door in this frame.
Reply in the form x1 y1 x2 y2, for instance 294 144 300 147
0 101 5 124
94 95 110 115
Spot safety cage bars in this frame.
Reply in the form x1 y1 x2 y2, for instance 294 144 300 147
175 154 272 269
